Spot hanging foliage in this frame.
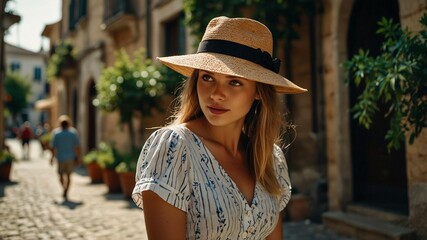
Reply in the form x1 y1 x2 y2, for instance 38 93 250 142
183 0 313 50
343 14 427 151
46 40 77 81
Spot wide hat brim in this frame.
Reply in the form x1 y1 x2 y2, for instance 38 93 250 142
158 53 307 94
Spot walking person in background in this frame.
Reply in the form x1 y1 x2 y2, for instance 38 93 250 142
35 123 46 156
19 121 33 159
132 16 307 239
50 115 81 200
35 122 51 156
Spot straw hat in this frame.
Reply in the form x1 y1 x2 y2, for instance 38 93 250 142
58 115 71 125
157 16 307 94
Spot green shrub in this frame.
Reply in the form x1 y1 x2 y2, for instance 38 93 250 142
114 147 139 173
0 149 16 165
96 142 120 169
83 150 98 165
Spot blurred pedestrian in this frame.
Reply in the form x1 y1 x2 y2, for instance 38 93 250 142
35 122 50 156
50 115 81 200
19 121 33 159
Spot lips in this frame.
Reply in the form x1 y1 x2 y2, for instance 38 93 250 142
207 105 229 114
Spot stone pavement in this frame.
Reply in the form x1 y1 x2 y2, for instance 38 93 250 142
1 139 146 240
1 139 351 240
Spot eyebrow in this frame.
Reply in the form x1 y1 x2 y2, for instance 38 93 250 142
200 70 247 81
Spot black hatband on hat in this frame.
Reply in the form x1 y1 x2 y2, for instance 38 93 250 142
197 39 281 73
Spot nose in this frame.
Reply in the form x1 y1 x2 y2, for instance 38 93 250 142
210 83 226 101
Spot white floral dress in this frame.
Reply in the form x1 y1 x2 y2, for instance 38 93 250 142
132 124 291 239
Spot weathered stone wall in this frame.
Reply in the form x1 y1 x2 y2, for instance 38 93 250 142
399 2 427 237
320 0 427 236
322 0 354 211
288 15 320 197
67 0 180 153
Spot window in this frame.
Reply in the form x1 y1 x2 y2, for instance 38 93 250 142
10 62 21 72
44 82 50 93
104 0 133 21
34 67 42 81
164 13 186 56
69 0 87 31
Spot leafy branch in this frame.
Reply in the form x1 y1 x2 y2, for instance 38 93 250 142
94 49 179 148
183 0 313 50
343 14 427 151
46 40 77 80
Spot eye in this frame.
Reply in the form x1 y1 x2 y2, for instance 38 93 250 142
229 79 242 86
201 74 214 82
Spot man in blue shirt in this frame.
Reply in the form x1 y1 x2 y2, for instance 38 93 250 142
50 115 81 200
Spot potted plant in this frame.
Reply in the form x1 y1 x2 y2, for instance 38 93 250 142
115 148 139 199
83 149 103 183
46 40 77 80
96 142 121 193
287 193 311 221
0 149 16 181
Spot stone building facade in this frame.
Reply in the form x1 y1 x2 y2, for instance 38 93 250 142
5 43 48 131
41 0 426 238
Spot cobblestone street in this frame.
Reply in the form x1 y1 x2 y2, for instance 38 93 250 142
1 139 147 240
1 139 351 240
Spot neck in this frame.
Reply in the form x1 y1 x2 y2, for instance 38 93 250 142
200 117 243 157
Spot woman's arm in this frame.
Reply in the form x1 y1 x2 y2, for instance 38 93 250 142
266 211 283 240
142 190 187 240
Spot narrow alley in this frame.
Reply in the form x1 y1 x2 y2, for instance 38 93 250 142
0 139 350 240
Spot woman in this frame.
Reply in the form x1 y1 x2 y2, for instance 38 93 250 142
132 16 307 239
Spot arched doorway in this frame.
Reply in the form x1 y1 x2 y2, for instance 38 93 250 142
347 0 408 214
87 80 97 151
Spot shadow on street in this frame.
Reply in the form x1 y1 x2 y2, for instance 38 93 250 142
54 199 84 210
0 180 18 198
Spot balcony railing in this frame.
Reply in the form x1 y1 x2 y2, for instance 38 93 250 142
104 0 135 23
102 0 137 46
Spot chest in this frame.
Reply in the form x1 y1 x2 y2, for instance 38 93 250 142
208 147 255 200
185 150 280 239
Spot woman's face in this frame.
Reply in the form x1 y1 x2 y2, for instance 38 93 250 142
197 70 259 128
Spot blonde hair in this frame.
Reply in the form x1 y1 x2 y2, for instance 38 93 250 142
170 70 284 195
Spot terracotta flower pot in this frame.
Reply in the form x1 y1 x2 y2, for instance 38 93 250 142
0 162 12 181
86 162 103 183
118 172 135 199
287 194 311 221
102 168 121 193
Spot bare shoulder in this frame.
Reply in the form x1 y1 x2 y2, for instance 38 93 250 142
183 119 207 138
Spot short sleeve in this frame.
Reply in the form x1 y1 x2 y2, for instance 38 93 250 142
273 145 292 211
132 127 190 212
71 128 80 146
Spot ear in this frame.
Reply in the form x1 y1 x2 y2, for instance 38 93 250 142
255 93 260 100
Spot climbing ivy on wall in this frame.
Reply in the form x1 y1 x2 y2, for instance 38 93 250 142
183 0 313 51
46 40 77 81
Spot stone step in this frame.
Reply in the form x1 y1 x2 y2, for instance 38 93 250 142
323 211 416 240
346 204 408 225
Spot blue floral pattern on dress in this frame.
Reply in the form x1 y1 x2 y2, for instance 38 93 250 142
132 125 291 239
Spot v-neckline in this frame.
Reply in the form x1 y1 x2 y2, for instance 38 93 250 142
179 125 257 207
